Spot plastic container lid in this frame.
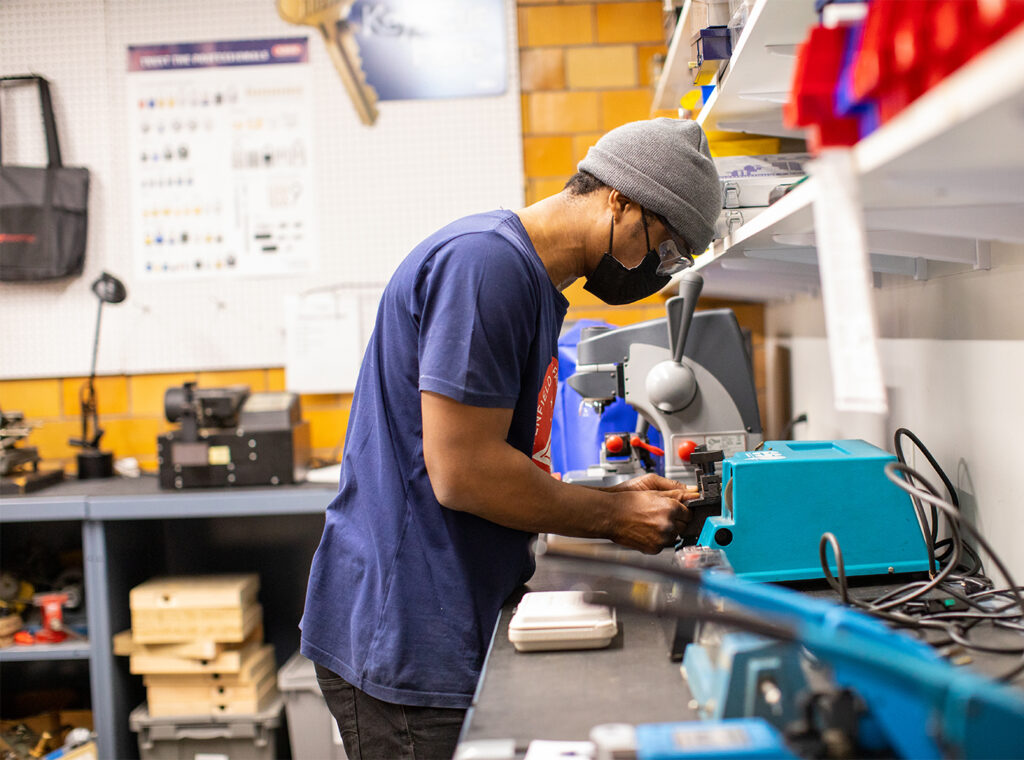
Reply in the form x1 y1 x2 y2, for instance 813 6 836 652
277 651 317 693
508 591 618 652
129 697 284 737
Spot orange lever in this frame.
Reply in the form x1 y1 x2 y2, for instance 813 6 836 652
630 436 664 457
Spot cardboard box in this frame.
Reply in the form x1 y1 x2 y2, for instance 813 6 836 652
129 622 263 675
129 574 260 644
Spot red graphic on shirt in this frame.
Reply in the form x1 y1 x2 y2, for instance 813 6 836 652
532 357 558 473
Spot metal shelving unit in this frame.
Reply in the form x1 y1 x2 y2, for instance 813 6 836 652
0 496 87 522
87 485 337 520
1 482 337 759
0 640 92 662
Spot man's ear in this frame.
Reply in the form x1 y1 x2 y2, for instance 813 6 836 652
606 189 634 222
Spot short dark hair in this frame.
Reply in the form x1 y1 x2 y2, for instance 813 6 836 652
564 170 607 196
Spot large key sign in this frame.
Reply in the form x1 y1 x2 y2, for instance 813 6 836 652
347 0 508 101
126 38 317 280
277 1 379 125
277 0 507 119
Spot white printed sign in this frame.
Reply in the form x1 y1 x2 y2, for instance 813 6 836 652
746 450 784 460
126 37 316 279
809 149 888 414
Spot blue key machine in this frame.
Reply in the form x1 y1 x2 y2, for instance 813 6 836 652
698 439 932 582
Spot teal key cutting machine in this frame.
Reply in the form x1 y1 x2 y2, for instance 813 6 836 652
697 439 932 582
565 271 931 582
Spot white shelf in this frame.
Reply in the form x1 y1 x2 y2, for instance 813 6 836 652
697 0 815 137
652 0 695 112
690 22 1024 300
652 0 816 133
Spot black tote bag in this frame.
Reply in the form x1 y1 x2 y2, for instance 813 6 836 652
0 75 90 281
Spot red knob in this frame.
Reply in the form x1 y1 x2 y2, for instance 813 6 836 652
605 435 625 454
677 440 697 462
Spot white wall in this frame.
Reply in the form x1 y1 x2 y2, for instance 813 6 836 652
0 0 524 379
766 242 1024 582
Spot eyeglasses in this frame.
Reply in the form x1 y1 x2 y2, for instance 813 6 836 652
642 210 694 276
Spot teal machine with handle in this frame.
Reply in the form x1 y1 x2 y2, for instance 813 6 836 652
567 270 931 583
698 439 932 582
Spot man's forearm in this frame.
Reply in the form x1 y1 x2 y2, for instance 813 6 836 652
431 438 620 539
420 391 688 553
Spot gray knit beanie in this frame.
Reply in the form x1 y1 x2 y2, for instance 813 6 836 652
577 118 720 255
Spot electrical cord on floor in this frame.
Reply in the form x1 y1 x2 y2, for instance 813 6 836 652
822 465 963 615
819 533 848 606
969 586 1024 601
817 532 957 635
866 471 962 613
895 427 955 541
886 462 1024 613
815 428 1024 681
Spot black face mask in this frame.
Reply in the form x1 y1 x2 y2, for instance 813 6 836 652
583 217 671 305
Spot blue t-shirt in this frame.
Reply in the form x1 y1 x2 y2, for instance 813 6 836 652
300 210 568 709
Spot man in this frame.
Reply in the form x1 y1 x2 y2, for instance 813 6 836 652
301 117 722 759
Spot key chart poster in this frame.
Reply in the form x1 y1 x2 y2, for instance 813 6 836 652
347 0 507 100
126 38 316 280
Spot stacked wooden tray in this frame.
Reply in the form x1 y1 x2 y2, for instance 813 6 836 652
114 574 279 717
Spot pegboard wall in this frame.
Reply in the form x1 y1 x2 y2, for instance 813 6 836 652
0 0 524 379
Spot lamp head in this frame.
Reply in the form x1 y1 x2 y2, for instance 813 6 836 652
91 272 126 304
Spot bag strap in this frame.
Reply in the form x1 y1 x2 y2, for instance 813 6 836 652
0 74 64 168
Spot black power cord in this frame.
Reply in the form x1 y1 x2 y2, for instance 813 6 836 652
816 429 1024 682
886 461 1024 681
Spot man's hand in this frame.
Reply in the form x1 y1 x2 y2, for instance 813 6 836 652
602 475 700 553
607 488 692 554
605 473 700 499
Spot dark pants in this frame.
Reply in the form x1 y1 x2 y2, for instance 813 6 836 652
314 663 467 760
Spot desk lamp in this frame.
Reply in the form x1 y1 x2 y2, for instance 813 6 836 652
69 271 127 479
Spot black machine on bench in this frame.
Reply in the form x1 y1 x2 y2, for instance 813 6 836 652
564 271 762 488
157 382 309 489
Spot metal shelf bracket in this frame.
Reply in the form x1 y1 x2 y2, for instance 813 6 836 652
772 231 991 272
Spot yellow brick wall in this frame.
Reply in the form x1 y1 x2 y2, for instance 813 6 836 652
519 1 670 209
0 369 354 475
517 0 678 326
1 3 764 475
